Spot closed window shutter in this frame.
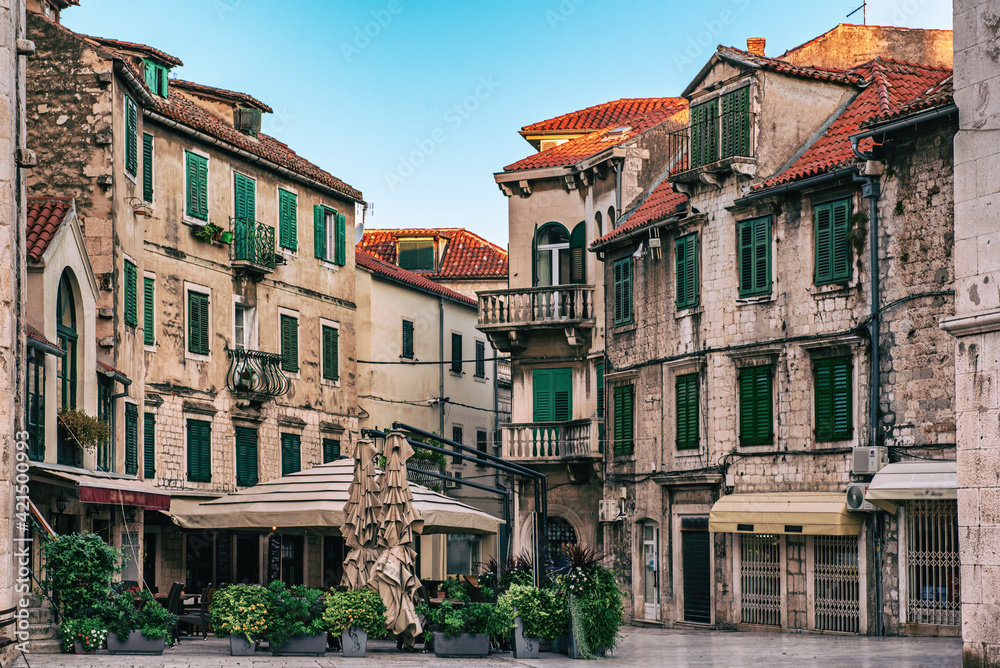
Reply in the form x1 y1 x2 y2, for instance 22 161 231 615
187 419 211 482
596 363 604 418
738 221 754 295
281 433 301 476
313 205 326 259
754 368 772 444
721 86 750 158
832 200 852 282
613 261 623 323
402 320 413 359
142 133 154 202
739 217 771 296
186 152 208 220
676 234 698 310
322 325 339 381
234 173 255 220
451 426 463 464
336 213 347 265
815 202 833 283
613 258 632 325
143 412 155 478
569 223 586 284
676 373 699 450
124 260 137 327
280 315 298 372
125 96 137 176
739 367 772 446
532 369 554 422
451 333 462 373
553 368 572 421
690 98 719 168
815 356 852 441
614 385 634 454
124 403 138 475
188 292 209 355
475 340 485 378
143 277 155 345
236 426 258 486
144 60 158 91
323 438 340 463
279 189 297 251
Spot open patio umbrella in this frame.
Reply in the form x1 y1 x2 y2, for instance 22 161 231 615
372 431 424 645
341 438 382 589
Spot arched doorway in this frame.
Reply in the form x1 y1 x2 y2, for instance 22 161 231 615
546 515 578 573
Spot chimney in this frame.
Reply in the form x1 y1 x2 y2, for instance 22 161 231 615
747 37 766 57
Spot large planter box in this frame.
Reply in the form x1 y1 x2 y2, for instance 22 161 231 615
107 630 166 655
433 631 489 657
341 626 367 657
230 635 256 656
72 639 97 654
270 632 327 656
512 616 539 659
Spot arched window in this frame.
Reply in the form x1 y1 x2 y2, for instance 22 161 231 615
533 223 570 287
594 211 603 239
546 515 578 572
608 206 617 229
56 271 77 410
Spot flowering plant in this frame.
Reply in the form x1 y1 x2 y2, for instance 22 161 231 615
60 617 108 653
323 588 387 637
210 584 269 642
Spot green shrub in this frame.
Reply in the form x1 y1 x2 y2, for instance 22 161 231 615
60 617 107 653
97 583 176 644
42 533 120 618
264 581 326 646
323 588 387 637
438 578 470 602
210 584 269 641
414 600 499 639
495 584 567 640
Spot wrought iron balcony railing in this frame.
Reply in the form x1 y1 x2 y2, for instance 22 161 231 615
229 217 276 274
226 347 290 399
668 109 757 180
500 418 601 462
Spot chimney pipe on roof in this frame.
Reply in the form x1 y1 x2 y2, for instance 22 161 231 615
747 37 766 57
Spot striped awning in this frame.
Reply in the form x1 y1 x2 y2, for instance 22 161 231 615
865 460 957 501
168 459 501 535
709 492 862 536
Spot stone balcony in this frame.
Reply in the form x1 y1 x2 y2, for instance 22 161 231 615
500 418 601 464
477 285 595 351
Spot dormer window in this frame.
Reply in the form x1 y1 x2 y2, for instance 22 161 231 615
234 107 262 136
398 239 435 271
142 59 170 98
690 86 751 168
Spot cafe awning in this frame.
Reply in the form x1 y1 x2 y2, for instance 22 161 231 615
709 492 862 536
168 459 501 536
30 462 171 511
865 460 957 500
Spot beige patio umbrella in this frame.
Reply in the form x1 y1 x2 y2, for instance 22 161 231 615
372 431 424 645
341 438 382 589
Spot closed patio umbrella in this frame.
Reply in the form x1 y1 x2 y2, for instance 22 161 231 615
372 432 423 646
342 438 382 589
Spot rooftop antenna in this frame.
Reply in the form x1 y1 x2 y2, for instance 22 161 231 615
847 1 867 24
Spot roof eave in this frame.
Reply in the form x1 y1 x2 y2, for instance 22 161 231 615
682 52 729 98
590 213 683 254
358 263 476 309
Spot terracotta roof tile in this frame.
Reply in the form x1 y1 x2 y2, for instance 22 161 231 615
82 35 183 67
172 79 273 113
358 228 508 279
753 58 951 192
592 180 687 248
26 197 73 262
27 328 61 351
521 97 687 134
356 250 477 307
505 102 688 172
863 75 954 126
715 45 865 86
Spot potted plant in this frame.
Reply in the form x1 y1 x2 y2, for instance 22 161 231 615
210 584 269 655
42 533 120 619
193 221 225 243
61 618 108 654
56 408 110 453
323 587 387 657
265 581 328 656
556 544 624 659
437 578 470 602
99 584 176 655
495 584 567 659
415 600 497 658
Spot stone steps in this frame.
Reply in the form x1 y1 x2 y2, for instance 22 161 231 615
23 637 62 654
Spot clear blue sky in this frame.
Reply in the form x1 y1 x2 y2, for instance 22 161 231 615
64 0 950 247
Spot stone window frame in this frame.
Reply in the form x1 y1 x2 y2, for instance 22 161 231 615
664 358 705 458
728 348 780 449
800 337 863 450
319 317 340 388
182 147 211 227
277 306 301 380
143 270 156 352
277 183 299 256
183 280 212 363
232 294 258 352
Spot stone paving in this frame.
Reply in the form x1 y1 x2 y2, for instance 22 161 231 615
12 627 962 668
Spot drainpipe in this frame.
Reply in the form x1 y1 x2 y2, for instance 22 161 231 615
439 296 445 436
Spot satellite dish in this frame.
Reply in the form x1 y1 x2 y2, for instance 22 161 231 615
355 220 364 245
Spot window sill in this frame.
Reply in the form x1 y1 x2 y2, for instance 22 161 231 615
739 442 774 448
736 294 774 306
144 344 156 353
282 370 301 380
810 281 856 298
613 321 636 334
321 378 341 389
124 171 137 185
675 305 702 319
185 352 211 363
450 370 465 377
322 260 341 270
182 216 210 229
473 375 487 383
612 452 636 463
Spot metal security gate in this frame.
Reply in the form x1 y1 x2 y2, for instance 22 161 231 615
814 535 860 633
682 529 711 623
740 534 781 626
907 499 960 626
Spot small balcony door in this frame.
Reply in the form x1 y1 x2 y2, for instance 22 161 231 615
642 523 660 620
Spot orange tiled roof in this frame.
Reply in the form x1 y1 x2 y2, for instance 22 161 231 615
27 328 61 351
356 250 476 307
26 197 73 262
753 58 951 192
521 98 687 134
505 102 688 172
98 361 130 382
592 180 687 248
358 228 508 279
82 35 183 67
172 79 273 113
714 45 865 86
863 74 954 126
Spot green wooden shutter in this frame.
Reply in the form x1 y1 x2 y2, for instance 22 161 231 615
832 199 852 282
451 333 462 373
281 433 301 475
676 373 699 450
531 223 539 286
188 291 209 355
739 366 772 446
815 202 833 283
125 95 137 176
532 369 554 422
613 258 633 325
234 173 255 220
553 368 572 421
143 412 155 479
323 438 341 463
322 325 339 381
124 260 138 327
676 234 698 310
335 213 347 265
186 152 208 221
738 217 771 297
402 320 414 359
690 98 719 168
596 363 604 418
143 277 155 345
280 315 299 372
613 385 634 455
313 205 326 259
720 86 750 158
142 133 154 202
235 426 258 486
815 356 852 441
124 403 138 475
569 223 586 284
186 419 211 482
143 59 158 92
279 189 298 251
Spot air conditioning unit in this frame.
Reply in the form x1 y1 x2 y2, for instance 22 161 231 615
846 483 881 512
852 446 888 474
598 499 622 523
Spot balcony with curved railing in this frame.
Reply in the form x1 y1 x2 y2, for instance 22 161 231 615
226 348 289 400
230 217 276 276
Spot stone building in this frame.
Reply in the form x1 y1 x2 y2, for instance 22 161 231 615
591 30 959 637
941 1 1000 665
25 6 362 593
479 98 688 563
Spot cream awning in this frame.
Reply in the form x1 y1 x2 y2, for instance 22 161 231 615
168 459 501 535
709 492 862 536
865 460 957 501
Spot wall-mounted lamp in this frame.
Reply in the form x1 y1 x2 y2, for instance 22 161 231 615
55 495 68 514
125 506 138 522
